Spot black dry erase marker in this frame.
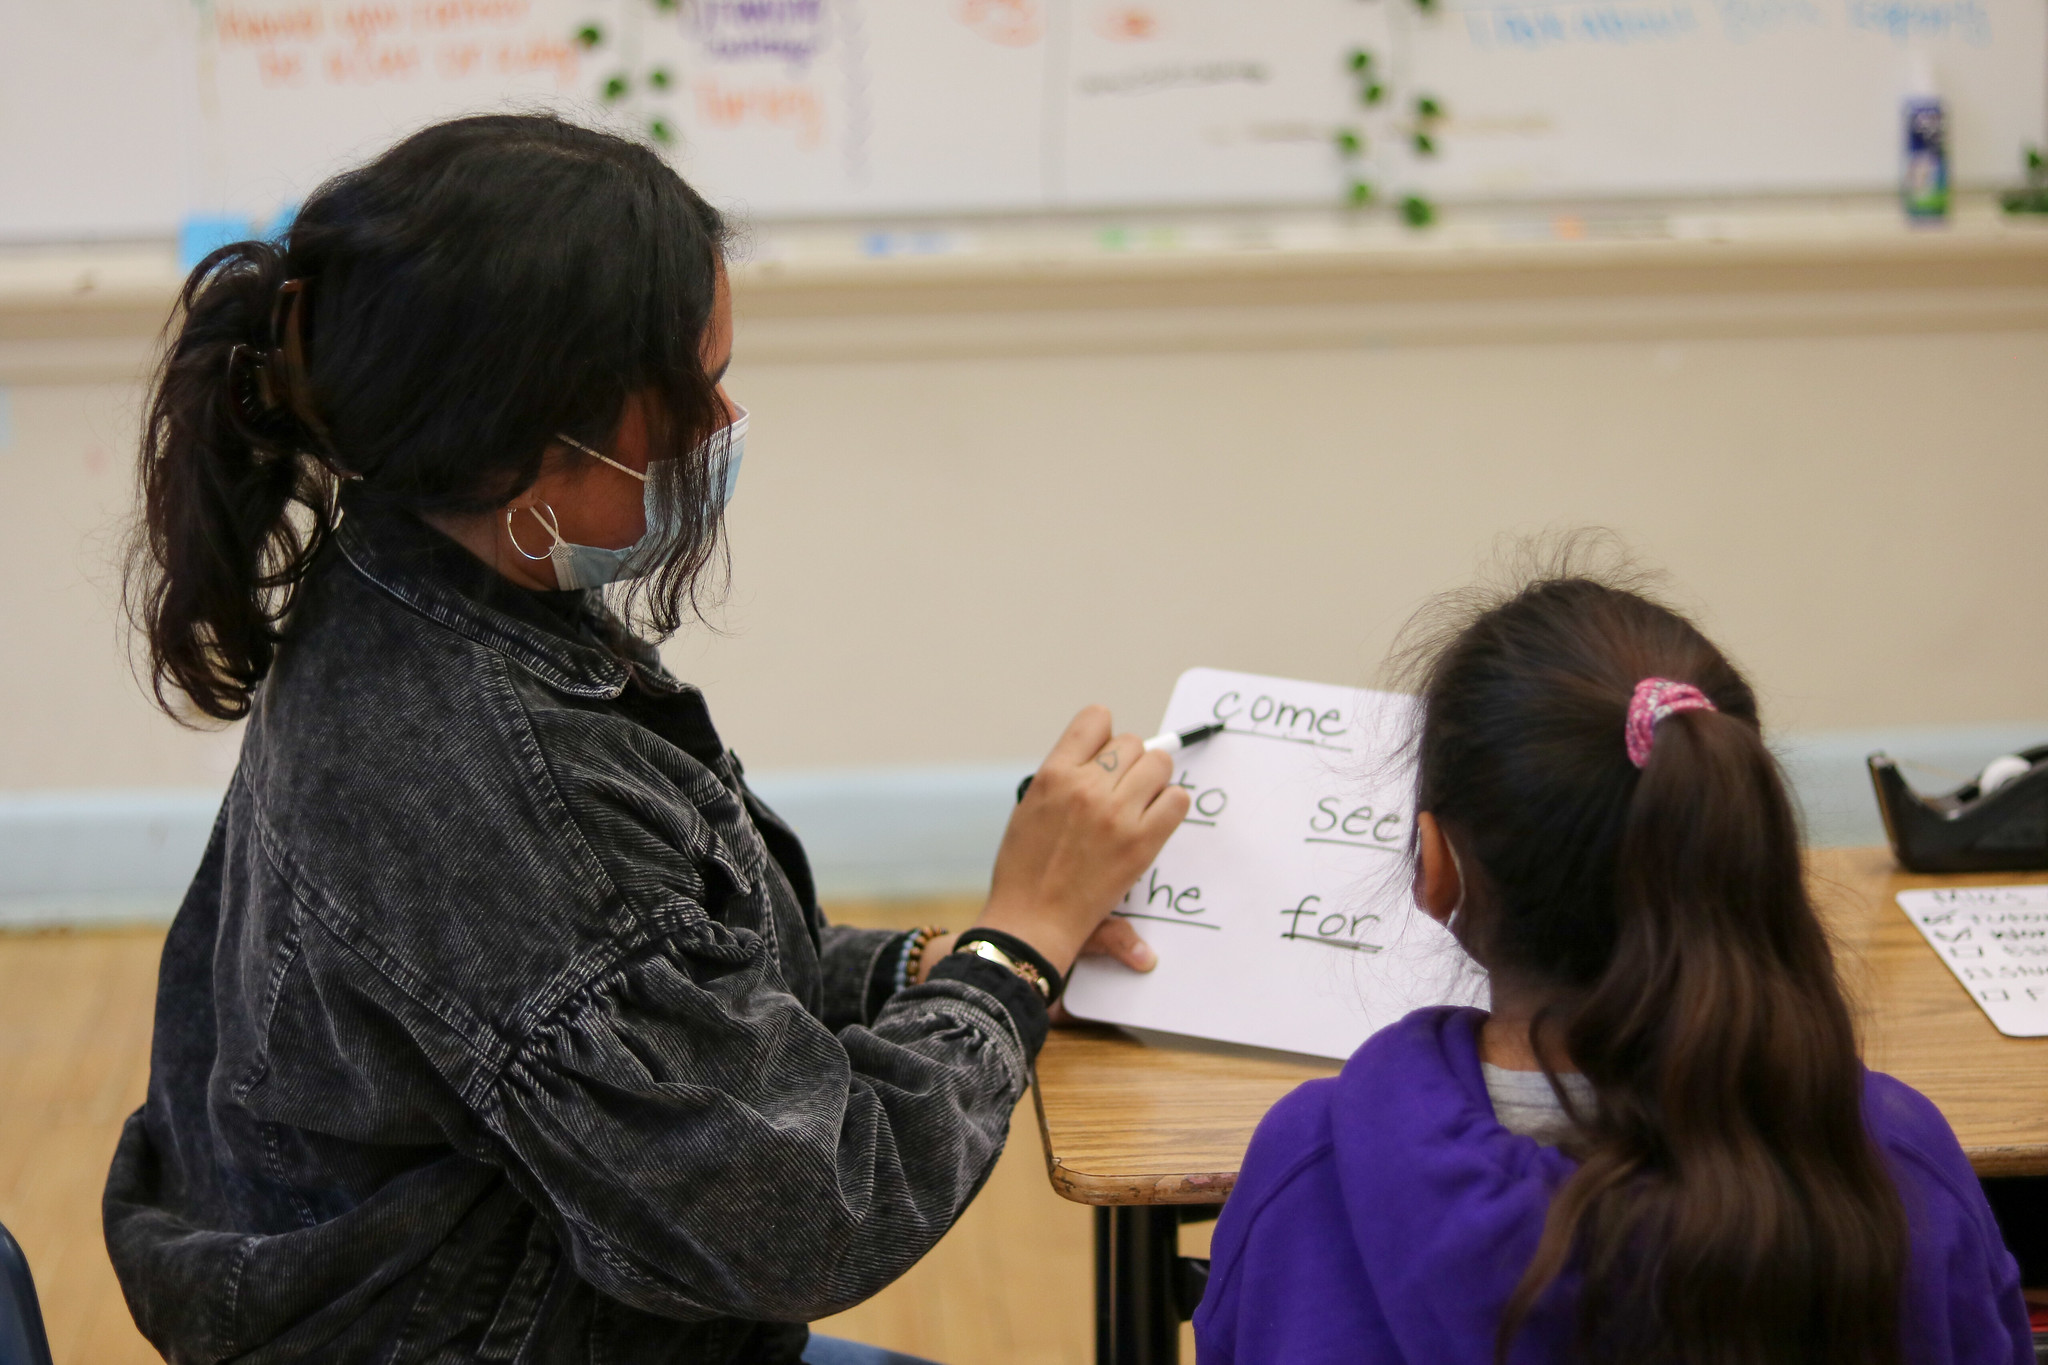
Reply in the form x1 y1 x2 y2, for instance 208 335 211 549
1014 722 1227 803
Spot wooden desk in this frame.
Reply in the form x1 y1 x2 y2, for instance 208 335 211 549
1033 848 2048 1363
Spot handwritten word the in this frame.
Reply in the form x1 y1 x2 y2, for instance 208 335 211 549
1119 868 1217 928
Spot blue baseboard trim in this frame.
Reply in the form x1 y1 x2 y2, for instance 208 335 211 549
4 723 2044 927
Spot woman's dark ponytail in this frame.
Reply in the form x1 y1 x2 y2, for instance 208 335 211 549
125 114 731 722
1403 571 1909 1365
129 240 341 721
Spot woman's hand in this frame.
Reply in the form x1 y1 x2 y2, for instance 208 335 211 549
964 706 1190 978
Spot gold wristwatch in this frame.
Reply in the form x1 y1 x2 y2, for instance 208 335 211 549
955 938 1051 1000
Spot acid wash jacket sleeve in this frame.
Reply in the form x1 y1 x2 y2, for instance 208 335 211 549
102 500 1047 1365
490 706 1037 1322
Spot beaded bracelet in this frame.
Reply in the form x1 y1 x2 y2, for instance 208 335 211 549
893 925 946 994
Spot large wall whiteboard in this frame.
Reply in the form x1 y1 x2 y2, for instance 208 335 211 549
3 0 2042 240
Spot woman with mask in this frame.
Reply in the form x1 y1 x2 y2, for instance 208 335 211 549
106 114 1186 1364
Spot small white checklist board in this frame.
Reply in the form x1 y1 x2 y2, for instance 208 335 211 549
1064 667 1485 1059
1896 886 2048 1038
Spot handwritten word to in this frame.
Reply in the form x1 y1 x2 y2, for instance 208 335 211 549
1118 869 1219 929
1173 772 1229 827
1279 895 1384 953
1898 888 2048 1037
1210 690 1350 750
1307 799 1403 852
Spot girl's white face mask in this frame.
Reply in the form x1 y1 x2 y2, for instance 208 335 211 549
517 407 748 591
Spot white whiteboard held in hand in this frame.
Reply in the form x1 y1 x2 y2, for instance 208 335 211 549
1896 887 2048 1038
1064 668 1484 1060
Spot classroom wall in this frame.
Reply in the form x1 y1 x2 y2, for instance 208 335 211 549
6 240 2047 798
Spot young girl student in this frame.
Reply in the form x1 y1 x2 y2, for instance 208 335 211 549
1194 575 2033 1364
106 115 1185 1364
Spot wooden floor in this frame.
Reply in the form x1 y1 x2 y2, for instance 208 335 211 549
0 902 1140 1365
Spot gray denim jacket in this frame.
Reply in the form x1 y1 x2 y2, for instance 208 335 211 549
103 501 1047 1364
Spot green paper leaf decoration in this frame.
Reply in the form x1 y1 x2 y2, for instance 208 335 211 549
575 23 603 48
1401 195 1435 227
1349 180 1376 207
1413 131 1437 156
649 117 676 144
603 73 629 101
648 67 673 91
1336 128 1363 156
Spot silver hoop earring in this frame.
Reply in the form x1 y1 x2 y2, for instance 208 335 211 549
505 503 561 561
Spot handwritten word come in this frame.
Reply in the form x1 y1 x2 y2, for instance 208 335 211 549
1211 690 1349 748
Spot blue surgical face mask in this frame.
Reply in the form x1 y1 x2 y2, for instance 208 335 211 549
516 406 748 591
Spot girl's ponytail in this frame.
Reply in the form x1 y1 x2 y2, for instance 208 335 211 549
1406 574 1909 1365
1517 700 1905 1365
129 241 340 721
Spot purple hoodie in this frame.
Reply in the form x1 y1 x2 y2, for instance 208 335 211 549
1194 1007 2032 1364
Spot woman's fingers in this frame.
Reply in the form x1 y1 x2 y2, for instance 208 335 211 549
1138 774 1193 839
1046 706 1113 768
1080 914 1158 972
1090 732 1145 786
1112 745 1177 806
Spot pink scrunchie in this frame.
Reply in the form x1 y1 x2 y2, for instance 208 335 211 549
1625 677 1717 768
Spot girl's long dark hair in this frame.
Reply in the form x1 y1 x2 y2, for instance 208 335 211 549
128 113 729 720
1406 570 1908 1365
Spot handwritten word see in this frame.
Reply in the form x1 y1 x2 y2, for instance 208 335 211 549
1308 799 1403 848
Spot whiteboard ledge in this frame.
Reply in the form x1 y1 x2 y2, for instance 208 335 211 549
6 195 2046 311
